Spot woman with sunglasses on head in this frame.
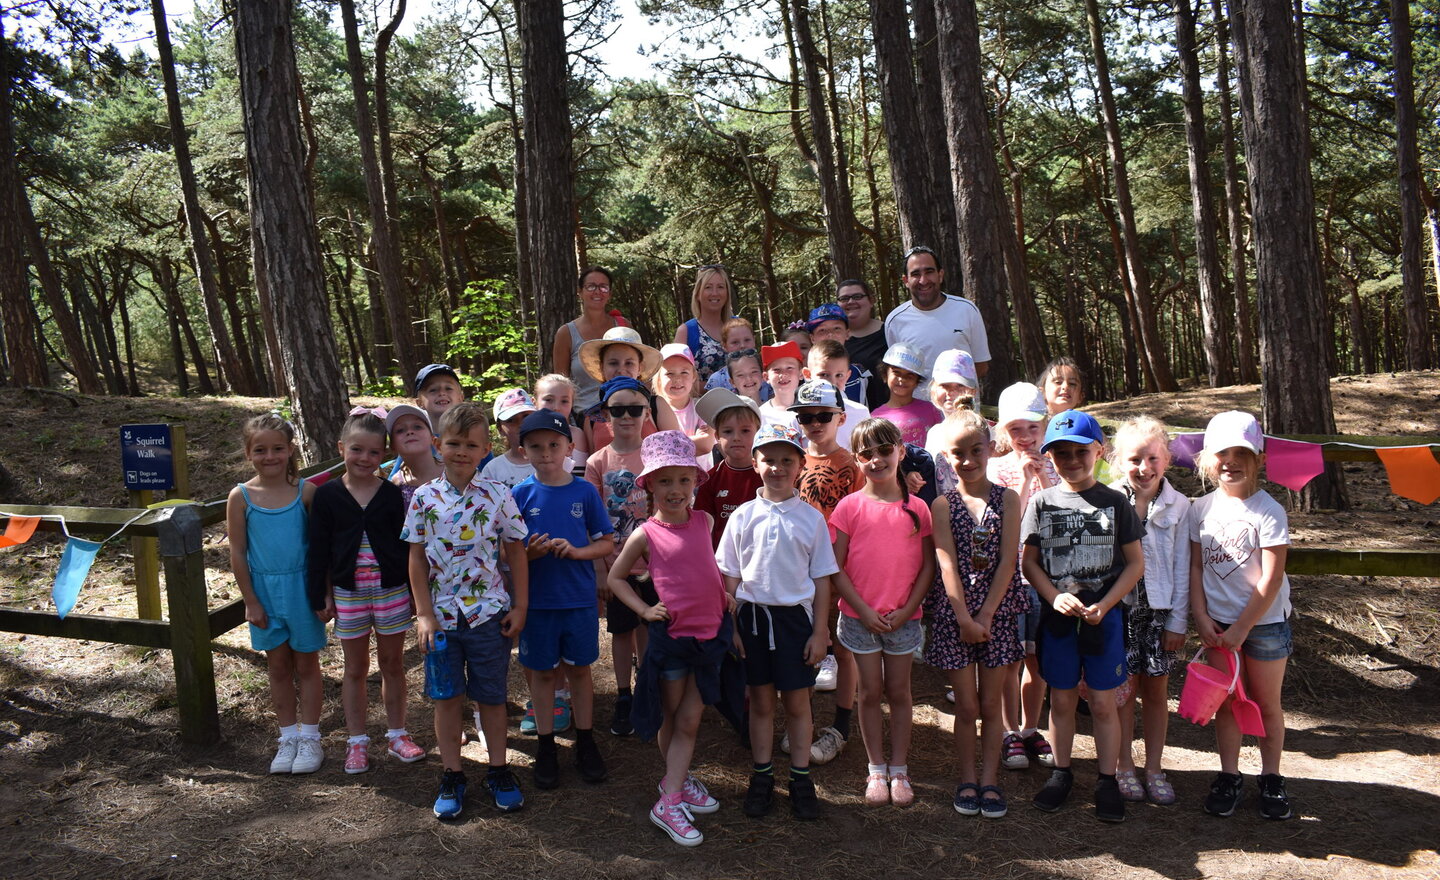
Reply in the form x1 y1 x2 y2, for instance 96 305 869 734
554 266 629 414
673 265 736 384
837 280 887 411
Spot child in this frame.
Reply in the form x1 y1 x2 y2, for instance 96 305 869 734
760 341 804 429
578 326 679 450
717 423 837 821
654 344 715 467
872 343 944 446
925 349 979 495
1109 416 1190 806
806 303 868 404
693 389 765 547
227 413 326 775
393 363 491 478
1038 357 1086 416
609 431 732 846
782 321 813 361
585 376 658 737
308 408 419 774
404 402 529 819
1190 411 1293 820
482 388 540 489
386 405 444 508
1022 410 1145 822
725 348 765 406
927 410 1023 819
791 378 861 763
989 381 1060 770
512 409 614 789
704 318 759 391
829 418 936 807
535 373 591 474
804 339 872 452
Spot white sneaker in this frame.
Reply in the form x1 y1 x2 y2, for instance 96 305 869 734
290 737 324 774
810 726 846 765
814 655 838 691
269 737 298 774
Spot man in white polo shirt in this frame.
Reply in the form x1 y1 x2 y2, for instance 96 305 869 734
884 246 990 393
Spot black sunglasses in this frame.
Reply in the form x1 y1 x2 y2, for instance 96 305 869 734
605 405 646 418
855 443 897 461
795 411 837 425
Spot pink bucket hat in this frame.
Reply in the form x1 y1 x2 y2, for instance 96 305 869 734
636 430 708 491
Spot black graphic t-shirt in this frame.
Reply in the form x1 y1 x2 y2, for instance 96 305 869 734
1022 482 1145 599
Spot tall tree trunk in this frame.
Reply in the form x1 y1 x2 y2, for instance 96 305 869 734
934 0 1020 397
1391 0 1432 369
912 0 963 290
200 209 265 393
1215 0 1258 382
519 0 575 374
339 0 417 389
992 110 1049 378
235 0 347 456
1084 0 1177 391
1229 0 1346 508
418 158 462 315
375 0 405 251
790 0 861 281
0 21 46 388
869 0 938 253
1176 0 1235 387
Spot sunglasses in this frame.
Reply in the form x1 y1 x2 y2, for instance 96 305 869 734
727 347 758 363
605 404 646 418
971 520 992 570
855 443 897 461
795 411 838 425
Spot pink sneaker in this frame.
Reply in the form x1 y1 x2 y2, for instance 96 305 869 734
344 742 369 774
865 772 890 806
659 775 720 814
387 734 425 763
889 772 915 807
650 792 703 846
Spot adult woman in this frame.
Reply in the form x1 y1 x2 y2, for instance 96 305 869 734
672 265 733 384
838 279 888 411
554 266 626 412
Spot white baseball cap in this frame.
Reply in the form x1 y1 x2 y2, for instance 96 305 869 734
997 382 1047 426
1203 410 1264 454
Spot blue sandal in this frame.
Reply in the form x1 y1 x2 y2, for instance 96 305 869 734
953 782 981 816
979 784 1008 819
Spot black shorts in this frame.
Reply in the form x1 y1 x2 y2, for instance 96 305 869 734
737 602 819 692
606 574 659 635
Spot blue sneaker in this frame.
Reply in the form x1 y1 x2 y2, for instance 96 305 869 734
519 701 537 736
433 769 466 820
486 766 525 812
553 696 572 734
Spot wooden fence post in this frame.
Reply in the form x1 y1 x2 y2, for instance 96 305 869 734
157 504 220 745
130 489 161 620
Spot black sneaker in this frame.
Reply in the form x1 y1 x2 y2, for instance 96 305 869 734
789 774 820 821
610 695 634 737
743 772 775 817
576 735 607 784
1095 776 1125 823
1033 769 1074 812
1258 773 1293 820
1204 772 1244 817
533 739 559 790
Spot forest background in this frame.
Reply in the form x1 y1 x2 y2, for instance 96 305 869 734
0 0 1436 495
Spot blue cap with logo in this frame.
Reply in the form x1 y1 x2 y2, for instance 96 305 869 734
519 408 572 441
1041 409 1105 452
751 422 806 454
805 303 848 332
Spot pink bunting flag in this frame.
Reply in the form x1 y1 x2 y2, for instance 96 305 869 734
1263 437 1325 492
1374 446 1440 505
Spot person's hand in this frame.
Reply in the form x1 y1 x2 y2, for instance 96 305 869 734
725 593 738 615
803 631 828 665
415 614 439 653
1218 623 1249 652
732 624 747 660
859 605 891 634
641 601 670 622
548 537 576 558
905 470 925 494
1052 593 1086 617
245 601 269 629
1081 603 1107 625
974 609 994 640
1194 612 1222 648
317 596 336 624
500 607 526 638
958 618 988 644
1161 630 1186 652
525 533 553 560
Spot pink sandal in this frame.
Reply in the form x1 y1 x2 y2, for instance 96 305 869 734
1146 772 1177 805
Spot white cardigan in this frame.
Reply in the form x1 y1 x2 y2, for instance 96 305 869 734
1110 478 1191 634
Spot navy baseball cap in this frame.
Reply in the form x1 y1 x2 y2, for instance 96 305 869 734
415 363 460 391
805 303 848 332
518 408 572 441
1041 410 1105 452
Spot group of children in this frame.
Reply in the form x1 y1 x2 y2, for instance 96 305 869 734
227 286 1296 845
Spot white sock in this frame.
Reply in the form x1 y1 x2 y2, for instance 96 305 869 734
278 724 299 741
1005 730 1020 738
473 710 483 731
1021 727 1037 738
299 722 321 740
889 764 908 779
555 688 571 701
386 728 407 741
347 734 370 746
867 762 888 777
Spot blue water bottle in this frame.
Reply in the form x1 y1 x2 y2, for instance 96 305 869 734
425 630 458 700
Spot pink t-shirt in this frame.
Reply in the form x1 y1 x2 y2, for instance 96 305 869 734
872 399 944 446
640 511 726 639
829 492 933 620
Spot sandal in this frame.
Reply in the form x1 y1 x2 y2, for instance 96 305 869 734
953 782 981 816
1146 772 1177 805
979 784 1008 819
1115 769 1146 802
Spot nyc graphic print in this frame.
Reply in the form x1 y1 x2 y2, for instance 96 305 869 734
1034 500 1116 588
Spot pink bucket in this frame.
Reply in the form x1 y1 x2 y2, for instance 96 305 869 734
1178 647 1239 725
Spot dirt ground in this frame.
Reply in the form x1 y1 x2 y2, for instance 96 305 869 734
1 373 1437 879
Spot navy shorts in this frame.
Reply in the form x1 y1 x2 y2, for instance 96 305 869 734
606 574 659 635
439 613 511 706
1218 618 1293 661
1037 607 1127 691
519 606 600 670
737 602 818 692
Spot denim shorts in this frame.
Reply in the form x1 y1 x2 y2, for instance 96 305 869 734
838 615 924 656
440 613 511 705
518 606 599 671
1219 618 1293 661
1018 583 1042 655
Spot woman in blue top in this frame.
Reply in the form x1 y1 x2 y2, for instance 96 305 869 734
672 265 734 384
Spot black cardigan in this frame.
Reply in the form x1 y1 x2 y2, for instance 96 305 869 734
307 478 410 610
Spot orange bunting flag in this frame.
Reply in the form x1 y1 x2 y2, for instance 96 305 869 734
0 516 40 549
1374 446 1440 505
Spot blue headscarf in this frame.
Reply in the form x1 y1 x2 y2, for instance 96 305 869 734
599 375 650 404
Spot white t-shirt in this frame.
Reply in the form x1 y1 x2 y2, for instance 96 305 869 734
885 295 991 393
1188 489 1291 626
716 492 840 611
481 453 574 490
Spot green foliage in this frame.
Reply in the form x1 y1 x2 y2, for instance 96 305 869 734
445 281 530 395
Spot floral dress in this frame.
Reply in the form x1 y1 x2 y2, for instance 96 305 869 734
924 484 1025 669
686 319 728 384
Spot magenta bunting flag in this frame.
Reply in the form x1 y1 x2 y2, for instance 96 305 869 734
1263 437 1326 491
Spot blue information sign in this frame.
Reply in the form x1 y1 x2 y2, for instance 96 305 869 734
121 424 175 490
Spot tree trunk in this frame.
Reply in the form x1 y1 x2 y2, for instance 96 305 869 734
519 0 576 375
235 0 347 456
1215 0 1258 383
933 0 1020 398
1229 0 1346 508
339 0 417 389
913 0 963 290
200 209 265 393
869 0 938 253
1176 0 1235 387
1391 0 1432 369
1085 0 1177 391
992 111 1049 378
0 21 46 389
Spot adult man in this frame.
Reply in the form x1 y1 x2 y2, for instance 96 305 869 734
884 246 990 392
